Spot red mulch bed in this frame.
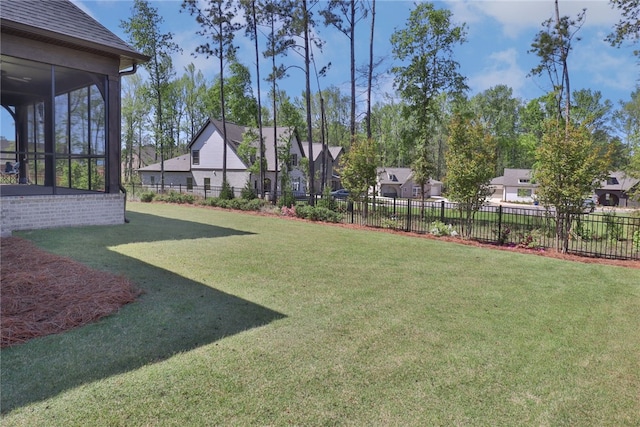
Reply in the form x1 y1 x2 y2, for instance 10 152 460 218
0 237 140 348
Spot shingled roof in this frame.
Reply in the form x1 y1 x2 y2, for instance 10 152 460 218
0 0 148 69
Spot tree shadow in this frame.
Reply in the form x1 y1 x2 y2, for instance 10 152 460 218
1 211 286 413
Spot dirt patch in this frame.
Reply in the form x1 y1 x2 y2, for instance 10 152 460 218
0 237 140 348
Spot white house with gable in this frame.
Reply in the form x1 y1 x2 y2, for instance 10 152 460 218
138 118 307 196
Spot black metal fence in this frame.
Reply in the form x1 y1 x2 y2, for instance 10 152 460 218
333 197 640 261
124 184 640 261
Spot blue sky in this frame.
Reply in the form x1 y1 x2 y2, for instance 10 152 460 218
74 0 638 110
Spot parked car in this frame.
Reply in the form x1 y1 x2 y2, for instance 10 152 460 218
330 189 349 199
582 198 596 213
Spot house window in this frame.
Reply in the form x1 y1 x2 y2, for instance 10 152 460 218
517 188 532 197
607 177 619 185
150 175 155 185
291 153 298 167
293 179 300 192
518 178 530 184
187 177 193 190
412 186 420 197
204 177 210 191
192 149 200 165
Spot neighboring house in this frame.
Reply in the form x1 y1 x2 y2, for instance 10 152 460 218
0 0 148 235
137 119 306 196
301 143 344 192
595 171 640 207
493 168 538 203
122 144 157 181
491 169 640 207
375 167 442 199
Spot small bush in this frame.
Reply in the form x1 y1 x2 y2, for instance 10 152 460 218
157 191 196 204
200 197 265 212
381 217 399 230
429 221 457 237
294 204 342 223
517 229 544 249
317 187 337 211
140 191 155 203
220 181 235 200
241 181 257 200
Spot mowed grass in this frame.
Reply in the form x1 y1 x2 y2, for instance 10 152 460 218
2 202 639 426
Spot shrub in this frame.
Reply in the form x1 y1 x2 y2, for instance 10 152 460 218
219 181 234 200
602 210 623 241
317 187 337 211
140 191 155 203
294 204 342 223
241 181 257 200
517 229 544 250
381 217 400 230
157 191 196 204
429 221 457 237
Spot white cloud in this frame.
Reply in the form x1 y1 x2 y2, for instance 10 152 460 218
444 0 624 39
467 48 528 97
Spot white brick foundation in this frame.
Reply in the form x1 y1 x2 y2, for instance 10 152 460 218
0 193 125 236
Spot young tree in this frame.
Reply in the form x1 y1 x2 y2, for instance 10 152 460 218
183 0 241 186
534 118 612 252
390 2 467 201
445 114 497 239
121 0 179 192
339 136 378 218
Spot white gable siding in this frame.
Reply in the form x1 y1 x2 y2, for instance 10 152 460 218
192 125 246 170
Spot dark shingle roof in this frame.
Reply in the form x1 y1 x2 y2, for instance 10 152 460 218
137 154 191 172
0 0 148 69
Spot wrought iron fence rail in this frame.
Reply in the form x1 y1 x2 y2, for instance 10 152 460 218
125 185 639 261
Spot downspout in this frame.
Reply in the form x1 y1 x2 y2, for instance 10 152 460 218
119 63 138 223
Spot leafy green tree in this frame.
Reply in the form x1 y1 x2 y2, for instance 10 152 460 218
469 85 521 174
183 0 241 186
206 62 259 125
445 114 496 239
121 73 149 183
122 0 179 191
390 2 467 199
614 87 640 199
534 118 612 252
181 63 208 143
339 136 378 218
369 98 416 168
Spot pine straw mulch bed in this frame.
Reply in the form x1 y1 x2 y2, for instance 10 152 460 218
0 237 140 348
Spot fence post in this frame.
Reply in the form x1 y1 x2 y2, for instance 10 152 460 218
440 200 445 223
406 198 411 232
393 197 397 217
497 205 503 245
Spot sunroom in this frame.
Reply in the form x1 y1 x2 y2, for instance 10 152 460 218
0 0 148 235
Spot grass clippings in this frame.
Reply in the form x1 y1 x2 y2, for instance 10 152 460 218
0 237 140 348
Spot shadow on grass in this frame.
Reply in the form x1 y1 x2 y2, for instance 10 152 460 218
1 211 286 413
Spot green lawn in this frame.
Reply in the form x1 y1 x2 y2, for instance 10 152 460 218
2 202 639 426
